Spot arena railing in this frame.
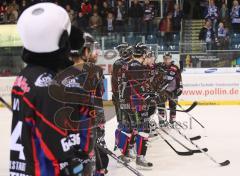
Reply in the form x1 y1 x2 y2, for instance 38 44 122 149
1 28 240 77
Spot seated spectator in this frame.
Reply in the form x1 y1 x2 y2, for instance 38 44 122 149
172 3 184 32
6 5 18 23
73 11 89 32
100 1 111 19
159 12 173 47
93 4 99 14
217 22 229 49
89 11 102 34
230 0 240 32
219 3 229 26
114 0 127 33
128 0 144 33
9 0 19 12
103 12 115 34
199 19 216 50
66 4 75 22
0 2 7 24
205 0 219 31
143 0 155 36
81 0 92 17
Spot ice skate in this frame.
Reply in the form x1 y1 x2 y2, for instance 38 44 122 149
136 155 153 170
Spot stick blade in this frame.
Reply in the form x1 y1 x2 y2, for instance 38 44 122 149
192 148 208 153
190 135 201 141
219 160 230 167
177 151 193 156
185 101 198 112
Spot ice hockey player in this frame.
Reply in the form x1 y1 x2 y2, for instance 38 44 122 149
157 52 183 126
10 3 99 176
124 43 153 169
69 26 109 176
112 43 136 163
143 50 160 137
112 43 132 125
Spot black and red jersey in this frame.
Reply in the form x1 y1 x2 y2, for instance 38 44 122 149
123 60 152 112
10 63 105 176
157 62 183 92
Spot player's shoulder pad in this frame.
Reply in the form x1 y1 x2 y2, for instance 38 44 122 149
113 59 122 67
128 60 142 67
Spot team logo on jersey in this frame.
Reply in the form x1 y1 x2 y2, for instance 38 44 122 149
34 73 53 87
13 76 30 93
169 71 176 76
61 76 81 88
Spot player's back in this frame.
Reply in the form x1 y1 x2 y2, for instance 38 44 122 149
10 63 102 175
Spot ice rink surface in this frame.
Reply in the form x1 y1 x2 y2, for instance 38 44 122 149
1 105 240 176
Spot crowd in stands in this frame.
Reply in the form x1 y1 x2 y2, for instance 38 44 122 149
0 0 183 36
0 0 183 76
1 0 239 50
198 0 240 50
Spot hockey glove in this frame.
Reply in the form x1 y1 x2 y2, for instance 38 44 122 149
96 125 107 148
176 88 183 96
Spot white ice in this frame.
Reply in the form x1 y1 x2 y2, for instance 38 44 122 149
1 106 240 176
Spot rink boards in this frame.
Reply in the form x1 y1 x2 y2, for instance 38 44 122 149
1 67 240 107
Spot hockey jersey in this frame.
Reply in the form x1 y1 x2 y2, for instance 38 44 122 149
10 62 105 176
158 62 182 93
123 60 152 112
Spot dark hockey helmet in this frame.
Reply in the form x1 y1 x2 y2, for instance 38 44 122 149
133 42 149 57
69 26 85 57
122 46 134 59
115 43 129 57
83 33 100 53
69 27 100 59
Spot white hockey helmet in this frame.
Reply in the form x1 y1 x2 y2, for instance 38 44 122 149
17 3 71 53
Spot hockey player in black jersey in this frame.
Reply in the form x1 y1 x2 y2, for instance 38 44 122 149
112 43 137 163
112 43 133 124
123 43 153 169
10 3 102 176
69 26 108 176
157 52 183 125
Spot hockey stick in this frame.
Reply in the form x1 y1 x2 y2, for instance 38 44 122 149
171 99 205 128
0 97 12 112
156 101 197 131
158 117 201 141
96 144 144 176
157 101 198 113
167 126 230 166
170 121 201 141
157 130 193 156
176 101 198 113
158 128 208 154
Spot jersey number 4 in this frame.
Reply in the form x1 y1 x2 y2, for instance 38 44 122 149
10 121 25 160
